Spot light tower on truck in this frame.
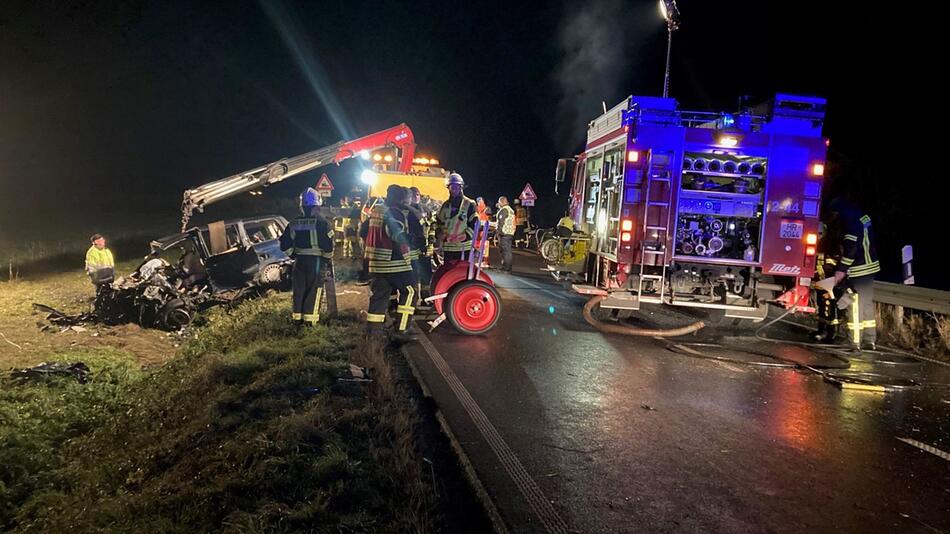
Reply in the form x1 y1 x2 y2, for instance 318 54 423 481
659 0 681 98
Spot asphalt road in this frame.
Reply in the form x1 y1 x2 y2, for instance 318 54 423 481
404 251 950 534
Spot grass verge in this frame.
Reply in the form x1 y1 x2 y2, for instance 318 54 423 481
1 293 434 532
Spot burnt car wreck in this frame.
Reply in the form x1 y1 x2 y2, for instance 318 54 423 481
36 216 295 331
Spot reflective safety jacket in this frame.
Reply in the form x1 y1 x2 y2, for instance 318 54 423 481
557 216 574 231
514 206 527 226
436 195 477 252
496 205 515 235
365 204 413 273
279 215 334 258
405 205 426 261
85 246 115 273
835 204 880 279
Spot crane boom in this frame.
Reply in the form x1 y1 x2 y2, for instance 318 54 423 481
181 123 415 230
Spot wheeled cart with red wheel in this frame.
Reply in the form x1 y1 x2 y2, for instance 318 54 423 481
425 219 502 334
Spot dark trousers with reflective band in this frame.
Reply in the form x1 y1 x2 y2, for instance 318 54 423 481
499 235 513 271
367 270 416 332
847 274 876 346
292 255 324 325
412 257 432 287
815 289 838 340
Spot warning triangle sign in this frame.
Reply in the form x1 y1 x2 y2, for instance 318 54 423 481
519 182 537 201
316 173 334 191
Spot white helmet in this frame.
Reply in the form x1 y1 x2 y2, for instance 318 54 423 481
300 187 322 208
445 172 465 188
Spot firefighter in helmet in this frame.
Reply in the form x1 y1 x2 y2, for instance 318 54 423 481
828 197 881 350
811 222 841 343
279 188 334 326
365 184 419 341
435 172 477 262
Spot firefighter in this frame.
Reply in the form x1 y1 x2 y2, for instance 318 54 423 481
555 211 575 237
365 184 419 341
495 196 516 272
407 187 432 288
435 173 477 262
812 223 841 343
344 198 363 259
85 233 115 291
279 188 334 326
475 196 491 267
513 198 528 247
828 197 881 350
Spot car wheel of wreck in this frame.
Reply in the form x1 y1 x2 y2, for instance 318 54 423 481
160 298 193 330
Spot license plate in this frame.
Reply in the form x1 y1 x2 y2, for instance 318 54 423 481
780 221 803 239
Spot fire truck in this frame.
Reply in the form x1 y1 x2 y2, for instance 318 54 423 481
554 94 827 321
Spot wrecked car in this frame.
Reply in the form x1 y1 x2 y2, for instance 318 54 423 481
34 216 295 332
149 215 293 292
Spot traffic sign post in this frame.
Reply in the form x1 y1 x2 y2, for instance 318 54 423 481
316 173 334 197
519 182 537 207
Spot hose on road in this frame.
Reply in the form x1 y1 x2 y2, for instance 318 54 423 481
583 295 705 338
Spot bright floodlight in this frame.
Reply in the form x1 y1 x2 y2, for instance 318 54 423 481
360 169 378 185
359 150 371 160
659 0 680 28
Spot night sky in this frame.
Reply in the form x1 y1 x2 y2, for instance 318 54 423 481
1 1 944 286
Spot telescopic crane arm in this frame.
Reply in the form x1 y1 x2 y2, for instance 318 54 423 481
181 123 415 230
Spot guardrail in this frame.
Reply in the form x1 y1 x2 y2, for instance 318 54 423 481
873 282 950 315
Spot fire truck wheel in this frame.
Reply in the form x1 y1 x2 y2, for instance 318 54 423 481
445 280 502 335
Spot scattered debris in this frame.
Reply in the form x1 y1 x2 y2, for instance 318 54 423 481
1 331 22 351
33 259 228 332
640 404 657 411
10 362 90 383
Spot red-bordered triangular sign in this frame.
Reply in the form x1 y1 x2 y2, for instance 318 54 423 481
316 173 334 191
519 182 537 200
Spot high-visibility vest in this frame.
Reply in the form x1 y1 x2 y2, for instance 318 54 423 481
85 246 114 272
839 212 880 279
365 205 413 273
280 216 333 258
438 196 476 252
557 216 574 231
514 207 527 226
497 205 515 235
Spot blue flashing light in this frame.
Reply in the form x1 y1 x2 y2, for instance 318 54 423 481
722 114 736 128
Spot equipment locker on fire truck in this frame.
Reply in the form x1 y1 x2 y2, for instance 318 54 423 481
553 94 827 320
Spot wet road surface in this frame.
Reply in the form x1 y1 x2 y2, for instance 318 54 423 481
404 252 950 533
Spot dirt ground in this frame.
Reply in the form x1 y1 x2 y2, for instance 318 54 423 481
0 261 179 370
0 259 373 371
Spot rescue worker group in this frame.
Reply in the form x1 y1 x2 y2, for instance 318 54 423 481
85 172 880 348
275 172 515 342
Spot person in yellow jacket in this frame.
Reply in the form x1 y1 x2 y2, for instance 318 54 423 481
85 233 115 290
435 173 477 262
495 196 516 272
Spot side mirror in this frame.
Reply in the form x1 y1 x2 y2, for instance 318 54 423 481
555 159 569 183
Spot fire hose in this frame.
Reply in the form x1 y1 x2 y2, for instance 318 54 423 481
583 295 705 337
